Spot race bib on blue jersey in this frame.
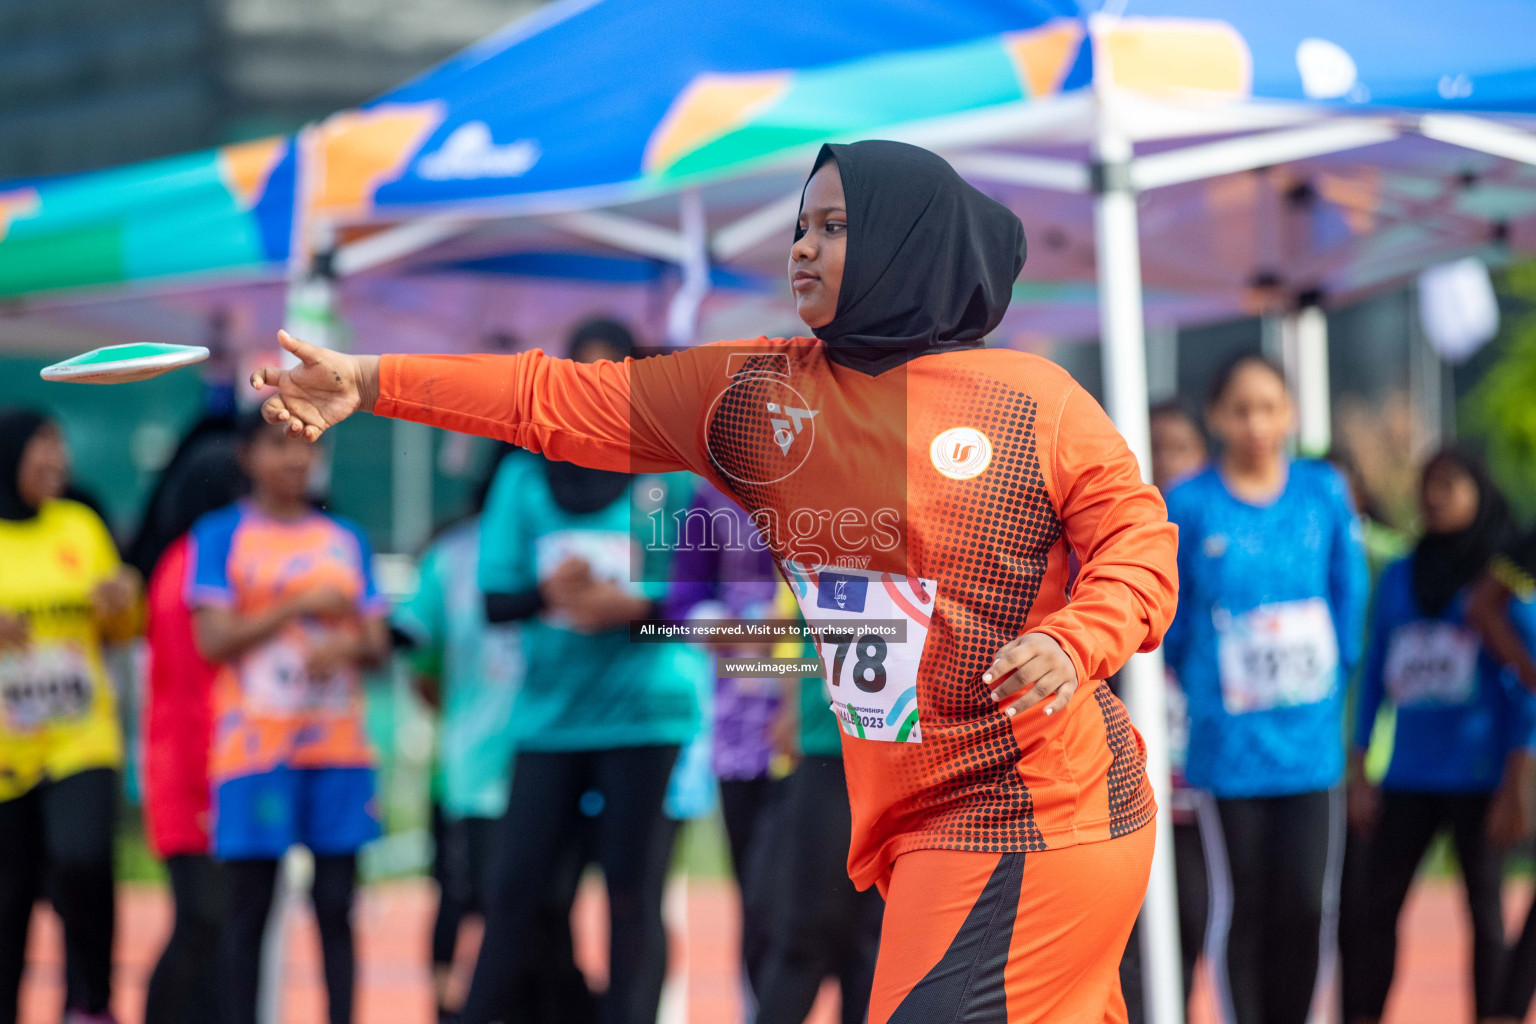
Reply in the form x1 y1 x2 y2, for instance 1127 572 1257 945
1385 620 1478 707
1215 597 1338 715
784 562 935 743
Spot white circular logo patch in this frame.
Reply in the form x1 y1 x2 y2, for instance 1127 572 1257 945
929 427 992 480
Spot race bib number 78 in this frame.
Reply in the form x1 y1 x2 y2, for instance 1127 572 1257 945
783 562 936 743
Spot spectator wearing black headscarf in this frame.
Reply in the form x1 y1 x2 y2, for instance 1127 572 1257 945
137 418 248 1024
0 409 139 1024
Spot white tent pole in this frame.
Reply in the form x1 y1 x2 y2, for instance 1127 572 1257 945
1129 119 1398 192
1093 105 1185 1024
1288 304 1332 455
333 215 471 276
947 152 1092 193
666 189 710 346
712 191 806 260
1417 114 1536 167
1296 307 1333 454
545 209 689 262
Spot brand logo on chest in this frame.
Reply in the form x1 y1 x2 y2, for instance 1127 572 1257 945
929 427 993 480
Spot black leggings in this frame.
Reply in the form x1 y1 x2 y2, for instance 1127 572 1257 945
720 777 786 1002
0 768 118 1024
221 854 357 1024
459 745 679 1024
433 810 592 1024
431 810 495 968
1202 788 1342 1024
754 756 883 1024
145 854 225 1024
634 815 682 1024
1342 790 1503 1021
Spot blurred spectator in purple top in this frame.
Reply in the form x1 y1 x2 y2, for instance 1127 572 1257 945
663 481 783 1013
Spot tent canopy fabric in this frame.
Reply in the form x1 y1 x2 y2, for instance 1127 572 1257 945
345 0 1536 217
2 0 1536 336
0 139 296 299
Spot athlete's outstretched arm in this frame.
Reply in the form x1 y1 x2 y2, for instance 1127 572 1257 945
251 330 720 474
1033 385 1180 687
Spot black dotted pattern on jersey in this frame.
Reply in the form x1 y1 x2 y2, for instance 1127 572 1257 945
904 376 1061 853
704 354 801 548
1093 684 1156 837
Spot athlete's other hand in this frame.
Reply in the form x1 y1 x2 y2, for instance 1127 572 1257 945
983 633 1077 717
251 331 380 442
560 580 650 635
289 586 358 622
540 557 594 611
1487 751 1536 848
1487 783 1532 849
1346 775 1380 835
304 630 361 678
0 612 28 651
90 568 139 623
770 696 802 763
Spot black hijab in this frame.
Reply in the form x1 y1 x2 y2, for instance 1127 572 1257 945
545 459 631 515
798 141 1027 375
0 410 49 522
127 421 248 576
545 317 637 513
1413 448 1513 616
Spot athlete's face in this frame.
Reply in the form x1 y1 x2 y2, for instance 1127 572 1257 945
1149 413 1206 492
16 422 69 510
1422 460 1479 535
1208 364 1292 465
244 422 316 505
790 162 846 330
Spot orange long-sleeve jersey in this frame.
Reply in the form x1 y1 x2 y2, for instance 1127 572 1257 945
376 338 1178 890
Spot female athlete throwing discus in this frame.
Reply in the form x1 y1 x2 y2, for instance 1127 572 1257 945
251 140 1179 1024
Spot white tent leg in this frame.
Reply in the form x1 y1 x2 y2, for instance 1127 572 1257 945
1093 121 1185 1024
1283 305 1332 455
258 847 312 1024
666 190 710 346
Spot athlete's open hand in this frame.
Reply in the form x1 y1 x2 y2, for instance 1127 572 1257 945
0 612 28 652
90 568 139 624
983 633 1078 717
304 630 362 679
251 331 380 442
1487 752 1536 848
288 586 359 622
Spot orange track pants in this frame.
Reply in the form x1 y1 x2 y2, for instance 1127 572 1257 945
868 821 1155 1023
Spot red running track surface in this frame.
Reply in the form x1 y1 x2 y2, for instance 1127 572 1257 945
15 877 1531 1024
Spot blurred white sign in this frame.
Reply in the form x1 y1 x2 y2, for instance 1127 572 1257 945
1296 39 1358 100
1418 257 1499 364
